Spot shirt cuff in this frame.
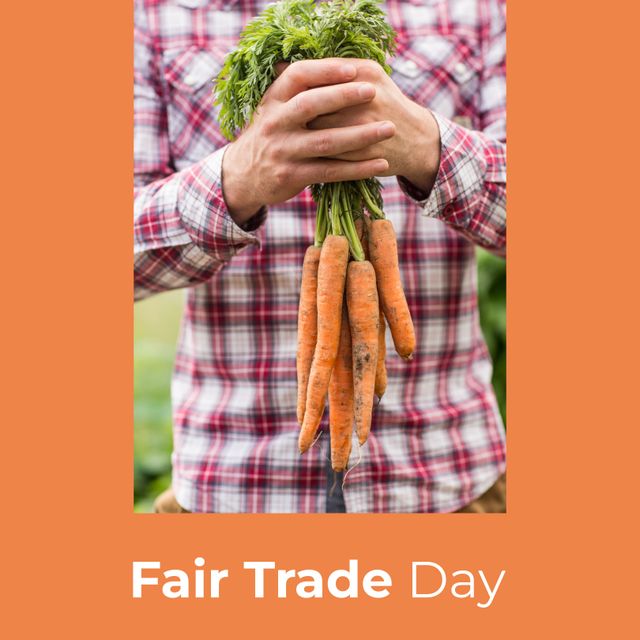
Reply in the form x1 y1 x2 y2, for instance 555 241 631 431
398 111 488 228
179 146 267 261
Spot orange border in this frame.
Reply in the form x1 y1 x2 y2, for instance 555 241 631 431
3 1 637 636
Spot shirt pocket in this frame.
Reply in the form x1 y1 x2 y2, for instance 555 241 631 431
390 34 481 126
162 45 228 165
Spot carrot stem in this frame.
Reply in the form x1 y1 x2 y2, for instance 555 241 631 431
357 180 384 219
339 187 365 262
330 183 344 236
315 189 328 247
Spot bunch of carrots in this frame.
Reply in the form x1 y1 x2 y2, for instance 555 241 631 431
297 193 415 470
215 0 415 471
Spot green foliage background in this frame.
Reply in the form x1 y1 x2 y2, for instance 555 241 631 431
134 249 506 511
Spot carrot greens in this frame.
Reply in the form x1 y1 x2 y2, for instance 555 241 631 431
214 0 396 259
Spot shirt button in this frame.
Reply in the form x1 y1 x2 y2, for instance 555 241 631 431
404 60 419 74
454 62 467 76
184 75 197 86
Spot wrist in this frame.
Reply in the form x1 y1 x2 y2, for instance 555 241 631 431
400 102 440 193
221 142 264 225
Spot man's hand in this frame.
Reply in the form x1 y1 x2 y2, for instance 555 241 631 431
308 59 441 194
221 59 396 225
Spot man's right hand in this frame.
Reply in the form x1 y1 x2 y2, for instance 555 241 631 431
221 59 396 225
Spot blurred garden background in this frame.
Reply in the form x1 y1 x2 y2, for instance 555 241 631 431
134 248 505 511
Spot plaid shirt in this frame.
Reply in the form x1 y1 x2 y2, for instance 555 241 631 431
134 0 507 513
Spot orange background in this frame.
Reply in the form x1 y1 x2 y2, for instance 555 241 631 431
2 1 638 637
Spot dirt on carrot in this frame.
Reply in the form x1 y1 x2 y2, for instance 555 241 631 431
346 260 379 446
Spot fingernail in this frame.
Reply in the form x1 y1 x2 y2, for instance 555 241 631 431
378 122 395 137
358 84 375 99
375 159 389 172
341 63 356 77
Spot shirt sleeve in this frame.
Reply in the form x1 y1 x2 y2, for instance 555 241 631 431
133 0 266 302
398 0 506 257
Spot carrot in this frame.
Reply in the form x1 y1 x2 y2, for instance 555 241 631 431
367 219 416 360
346 260 379 445
296 246 321 425
329 305 354 471
298 235 349 454
362 217 387 399
374 306 387 399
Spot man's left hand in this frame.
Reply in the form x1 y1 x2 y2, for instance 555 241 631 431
308 59 441 193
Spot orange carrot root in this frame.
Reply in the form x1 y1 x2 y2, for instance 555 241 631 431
299 235 350 454
374 307 387 399
364 218 387 399
296 246 321 425
346 260 379 446
367 219 416 360
329 305 354 471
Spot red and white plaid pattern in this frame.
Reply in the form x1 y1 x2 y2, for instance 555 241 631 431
134 0 507 512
